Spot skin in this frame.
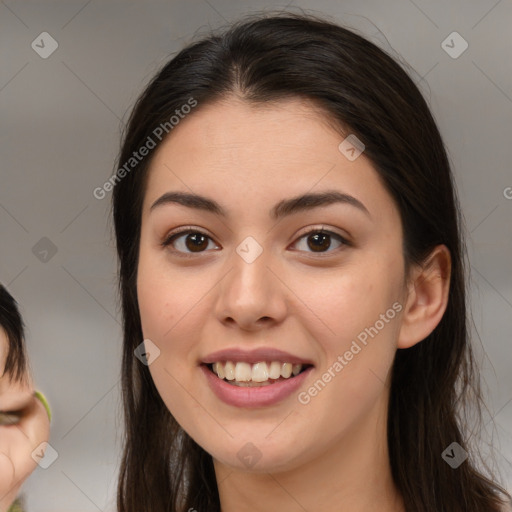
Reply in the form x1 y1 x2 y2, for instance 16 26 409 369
0 329 50 512
137 97 451 511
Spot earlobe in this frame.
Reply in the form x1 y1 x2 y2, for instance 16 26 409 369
397 245 452 349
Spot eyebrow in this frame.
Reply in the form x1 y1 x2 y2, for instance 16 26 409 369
150 190 371 220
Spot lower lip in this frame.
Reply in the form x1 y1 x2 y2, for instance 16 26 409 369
200 364 313 408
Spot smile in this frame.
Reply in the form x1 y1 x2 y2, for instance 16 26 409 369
201 362 314 407
209 361 310 386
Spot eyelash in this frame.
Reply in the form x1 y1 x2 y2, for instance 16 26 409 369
161 225 351 258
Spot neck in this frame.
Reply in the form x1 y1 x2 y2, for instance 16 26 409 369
213 391 405 512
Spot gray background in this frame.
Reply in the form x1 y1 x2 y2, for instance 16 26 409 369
1 0 511 510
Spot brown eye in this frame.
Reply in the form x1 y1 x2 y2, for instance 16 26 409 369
292 229 348 254
182 232 209 252
162 229 218 255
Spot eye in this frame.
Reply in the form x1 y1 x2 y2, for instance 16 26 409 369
161 227 219 256
0 411 22 426
290 227 349 255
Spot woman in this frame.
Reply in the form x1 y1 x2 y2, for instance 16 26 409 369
111 12 511 511
0 284 51 512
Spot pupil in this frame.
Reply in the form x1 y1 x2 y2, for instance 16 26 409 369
186 233 208 252
309 232 330 252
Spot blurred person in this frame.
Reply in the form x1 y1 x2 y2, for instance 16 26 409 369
0 284 51 512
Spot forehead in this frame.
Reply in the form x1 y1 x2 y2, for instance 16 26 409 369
142 97 398 224
153 97 345 165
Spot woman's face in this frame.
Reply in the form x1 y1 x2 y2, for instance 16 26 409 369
137 97 408 473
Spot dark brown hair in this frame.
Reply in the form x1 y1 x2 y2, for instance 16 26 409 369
0 283 27 383
112 11 511 512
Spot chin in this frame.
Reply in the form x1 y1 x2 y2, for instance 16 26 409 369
208 438 306 474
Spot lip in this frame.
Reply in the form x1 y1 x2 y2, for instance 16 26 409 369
201 347 314 366
200 364 314 408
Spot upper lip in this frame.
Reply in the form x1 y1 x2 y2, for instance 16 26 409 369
202 347 314 366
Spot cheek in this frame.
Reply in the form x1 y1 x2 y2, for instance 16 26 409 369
292 252 403 403
294 258 401 347
136 249 209 401
136 259 194 417
136 245 190 341
292 272 400 447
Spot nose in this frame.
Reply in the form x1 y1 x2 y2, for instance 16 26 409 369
214 241 288 332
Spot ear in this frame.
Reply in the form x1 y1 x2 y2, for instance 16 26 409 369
397 244 452 349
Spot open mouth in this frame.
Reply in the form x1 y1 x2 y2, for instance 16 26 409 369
204 361 313 387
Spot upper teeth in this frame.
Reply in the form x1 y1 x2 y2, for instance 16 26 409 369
212 361 303 382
